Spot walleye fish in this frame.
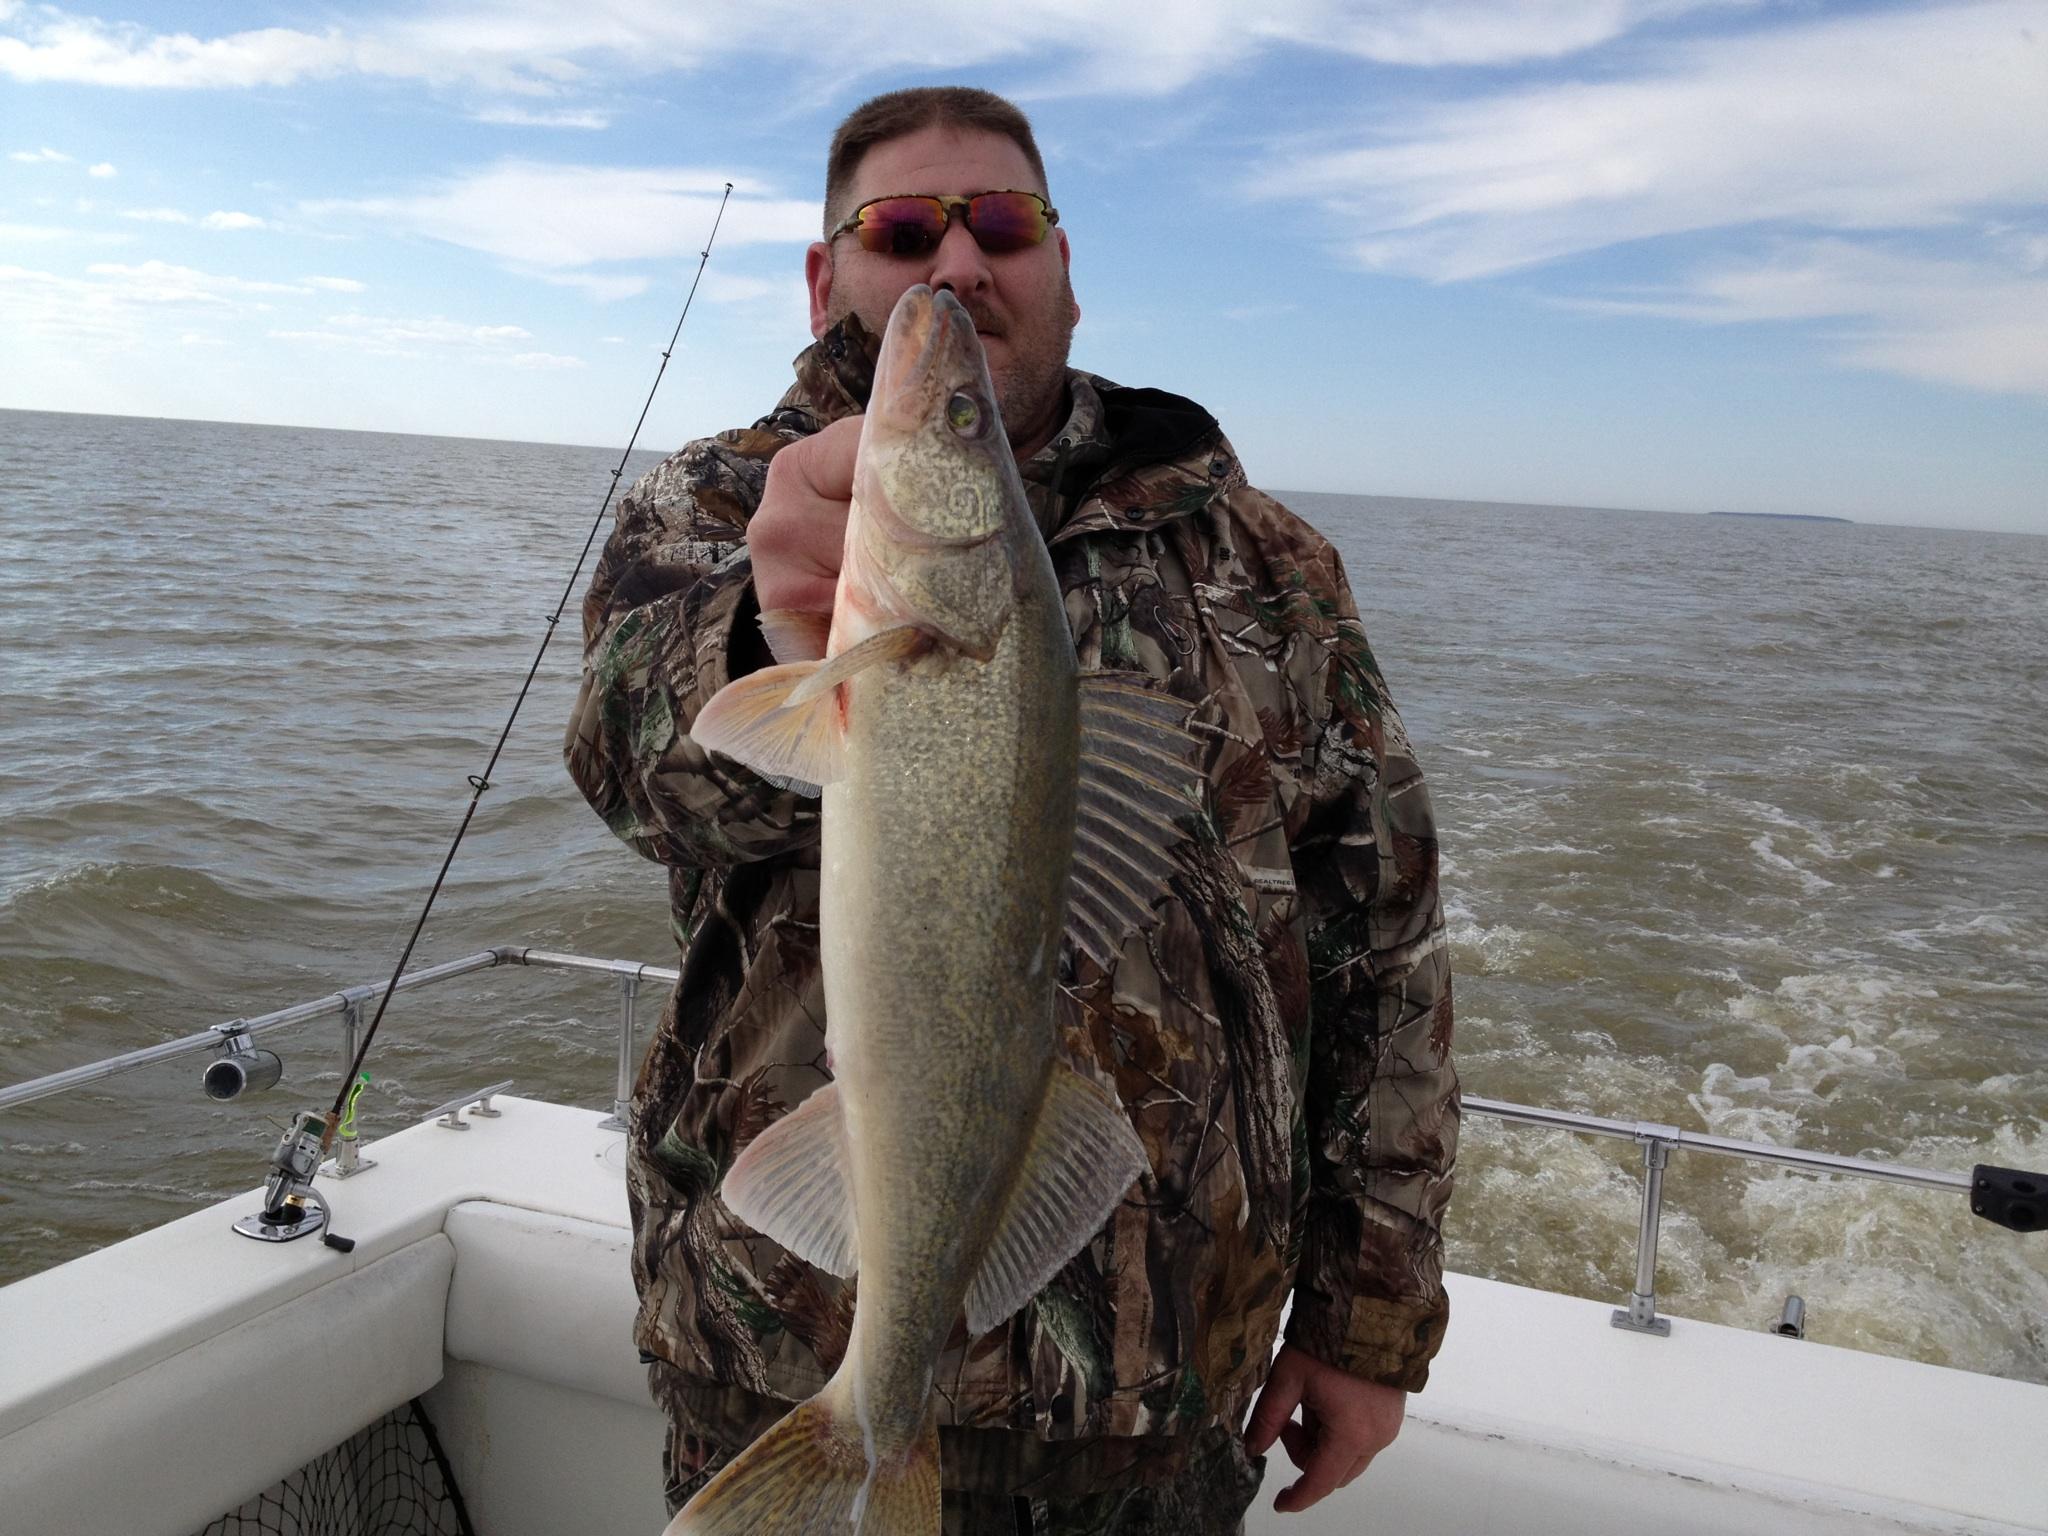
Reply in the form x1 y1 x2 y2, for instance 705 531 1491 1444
677 285 1198 1536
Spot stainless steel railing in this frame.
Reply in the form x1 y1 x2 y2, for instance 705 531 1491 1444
1462 1097 1974 1334
0 945 2021 1335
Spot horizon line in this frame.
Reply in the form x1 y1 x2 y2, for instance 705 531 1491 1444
9 403 2035 540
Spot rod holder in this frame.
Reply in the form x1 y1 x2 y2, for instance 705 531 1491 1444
325 999 375 1179
1774 1295 1807 1338
201 1025 282 1101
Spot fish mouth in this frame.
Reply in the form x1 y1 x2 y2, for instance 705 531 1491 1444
872 286 989 432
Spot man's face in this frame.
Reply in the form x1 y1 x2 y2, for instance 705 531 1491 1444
807 124 1080 456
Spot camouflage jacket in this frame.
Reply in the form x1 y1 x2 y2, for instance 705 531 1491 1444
564 316 1457 1446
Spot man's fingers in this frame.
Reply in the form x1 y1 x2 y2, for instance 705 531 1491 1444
752 419 862 615
780 416 861 500
1270 1424 1349 1515
1338 1448 1377 1488
1242 1353 1306 1459
1277 1419 1312 1468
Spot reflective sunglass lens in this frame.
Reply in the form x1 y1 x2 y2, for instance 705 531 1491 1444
854 198 947 255
966 193 1049 252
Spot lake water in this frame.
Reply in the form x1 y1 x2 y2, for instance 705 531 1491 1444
2 406 2043 1382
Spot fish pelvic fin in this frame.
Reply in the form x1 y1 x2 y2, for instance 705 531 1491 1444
664 1382 938 1536
963 1059 1149 1336
693 660 847 795
721 1082 857 1278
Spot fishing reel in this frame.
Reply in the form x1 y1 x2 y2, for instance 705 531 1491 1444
231 1109 354 1251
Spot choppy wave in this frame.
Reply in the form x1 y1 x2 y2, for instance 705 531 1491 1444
2 418 2043 1388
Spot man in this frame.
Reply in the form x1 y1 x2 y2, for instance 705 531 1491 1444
566 86 1457 1533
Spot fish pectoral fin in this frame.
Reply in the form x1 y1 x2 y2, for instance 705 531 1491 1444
785 624 934 707
719 1083 858 1278
756 606 833 664
1064 672 1206 970
692 661 847 794
963 1060 1149 1335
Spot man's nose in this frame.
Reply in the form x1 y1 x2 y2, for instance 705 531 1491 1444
926 214 992 298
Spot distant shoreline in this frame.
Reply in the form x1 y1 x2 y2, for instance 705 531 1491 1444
1708 510 1854 524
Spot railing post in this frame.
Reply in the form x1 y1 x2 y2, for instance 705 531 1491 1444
1611 1123 1678 1336
600 973 639 1132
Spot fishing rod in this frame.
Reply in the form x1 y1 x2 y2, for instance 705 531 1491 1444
240 182 736 1249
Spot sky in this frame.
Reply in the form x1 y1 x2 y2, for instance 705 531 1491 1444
1 1 2043 532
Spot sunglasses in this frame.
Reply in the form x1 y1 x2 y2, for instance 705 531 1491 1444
829 190 1059 257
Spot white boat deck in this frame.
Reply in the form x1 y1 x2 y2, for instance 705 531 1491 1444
3 1095 2043 1535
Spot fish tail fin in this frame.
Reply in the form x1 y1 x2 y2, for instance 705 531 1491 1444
853 1405 939 1536
663 1381 939 1536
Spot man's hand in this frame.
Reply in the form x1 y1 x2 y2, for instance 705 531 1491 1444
750 416 862 615
1243 1343 1406 1514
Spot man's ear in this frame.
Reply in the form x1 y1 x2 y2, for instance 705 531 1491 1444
806 242 834 340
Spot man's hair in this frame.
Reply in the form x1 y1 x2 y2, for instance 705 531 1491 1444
823 86 1050 236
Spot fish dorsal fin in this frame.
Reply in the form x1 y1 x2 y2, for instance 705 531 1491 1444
693 660 847 795
756 606 832 664
963 1059 1148 1335
786 624 931 707
718 1082 858 1279
1064 672 1204 970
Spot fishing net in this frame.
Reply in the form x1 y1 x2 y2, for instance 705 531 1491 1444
193 1398 473 1536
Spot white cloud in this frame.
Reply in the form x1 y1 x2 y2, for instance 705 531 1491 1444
9 145 72 162
472 104 611 129
305 274 367 292
0 220 71 240
120 206 271 231
0 16 435 89
87 161 114 177
269 310 541 357
1253 0 2048 399
82 260 308 300
0 258 307 345
1566 239 2048 396
311 162 813 266
0 0 1739 99
1282 0 1757 68
527 267 651 301
508 349 586 368
1272 0 2048 282
698 272 789 304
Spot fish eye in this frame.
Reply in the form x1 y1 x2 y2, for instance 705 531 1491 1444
946 391 985 438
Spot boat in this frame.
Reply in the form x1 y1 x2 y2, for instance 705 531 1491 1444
3 943 2042 1536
